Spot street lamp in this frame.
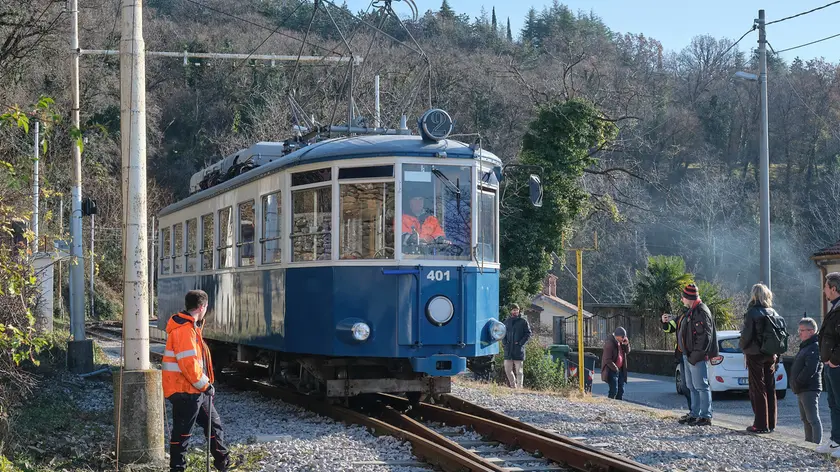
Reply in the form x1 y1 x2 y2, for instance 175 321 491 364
732 9 771 289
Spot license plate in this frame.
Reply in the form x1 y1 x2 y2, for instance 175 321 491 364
738 378 749 385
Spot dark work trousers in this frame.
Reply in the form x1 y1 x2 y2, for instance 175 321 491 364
824 365 840 444
168 392 229 472
607 370 625 400
746 354 777 430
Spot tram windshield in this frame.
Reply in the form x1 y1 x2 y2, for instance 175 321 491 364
401 164 471 260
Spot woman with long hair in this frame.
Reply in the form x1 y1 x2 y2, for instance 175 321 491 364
739 283 779 433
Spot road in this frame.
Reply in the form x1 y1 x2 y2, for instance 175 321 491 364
592 370 830 442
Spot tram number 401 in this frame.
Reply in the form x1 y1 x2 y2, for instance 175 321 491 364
426 270 451 281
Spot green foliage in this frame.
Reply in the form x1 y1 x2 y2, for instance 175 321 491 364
493 340 567 391
632 255 694 317
500 98 618 313
696 280 736 329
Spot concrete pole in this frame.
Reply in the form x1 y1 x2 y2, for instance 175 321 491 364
66 0 93 374
115 0 164 465
32 121 39 254
758 9 771 289
374 75 380 129
89 213 95 319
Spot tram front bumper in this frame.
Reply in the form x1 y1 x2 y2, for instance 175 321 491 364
410 354 466 376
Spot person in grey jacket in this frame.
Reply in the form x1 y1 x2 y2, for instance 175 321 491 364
502 303 532 389
791 317 822 444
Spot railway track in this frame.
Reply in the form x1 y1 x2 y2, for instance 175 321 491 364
223 372 659 472
84 323 657 471
85 322 164 361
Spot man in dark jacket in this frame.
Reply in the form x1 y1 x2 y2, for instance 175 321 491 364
678 283 718 426
601 327 630 400
817 272 840 456
791 317 822 444
502 303 532 389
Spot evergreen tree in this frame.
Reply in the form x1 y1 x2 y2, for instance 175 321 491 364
491 7 498 33
522 7 538 44
506 17 513 41
439 0 455 19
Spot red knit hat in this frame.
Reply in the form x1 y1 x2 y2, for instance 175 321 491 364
682 283 699 300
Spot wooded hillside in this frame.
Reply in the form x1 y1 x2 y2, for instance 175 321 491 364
3 0 838 319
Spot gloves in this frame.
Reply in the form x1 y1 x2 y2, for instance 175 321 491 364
205 383 215 397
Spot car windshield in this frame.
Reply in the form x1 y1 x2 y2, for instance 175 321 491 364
718 338 742 354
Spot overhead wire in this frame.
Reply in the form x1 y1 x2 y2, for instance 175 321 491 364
232 0 308 71
775 32 840 53
719 26 757 58
766 0 840 25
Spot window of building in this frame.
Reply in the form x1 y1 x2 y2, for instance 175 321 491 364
291 187 331 262
238 200 255 266
261 192 282 264
185 218 198 272
200 214 214 271
218 207 233 268
160 226 171 275
340 182 395 259
173 222 184 273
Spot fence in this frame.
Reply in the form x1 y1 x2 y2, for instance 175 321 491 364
551 313 674 350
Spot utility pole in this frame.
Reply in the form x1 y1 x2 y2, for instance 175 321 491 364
758 9 771 289
89 213 94 319
31 121 39 254
113 0 164 465
566 233 598 394
66 0 93 374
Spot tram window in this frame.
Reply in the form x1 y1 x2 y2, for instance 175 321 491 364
477 189 497 263
338 165 393 180
200 214 213 271
238 200 255 267
160 226 171 275
185 218 198 272
261 192 282 264
340 182 395 260
401 164 472 261
291 168 331 186
291 186 331 262
218 207 234 269
173 223 184 273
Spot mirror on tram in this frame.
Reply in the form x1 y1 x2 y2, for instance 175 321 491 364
529 174 543 207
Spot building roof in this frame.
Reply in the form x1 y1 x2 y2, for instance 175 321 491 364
532 293 594 318
812 239 840 259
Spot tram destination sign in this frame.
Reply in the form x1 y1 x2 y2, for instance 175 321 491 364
419 109 453 142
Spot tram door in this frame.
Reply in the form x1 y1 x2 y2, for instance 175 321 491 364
394 266 464 349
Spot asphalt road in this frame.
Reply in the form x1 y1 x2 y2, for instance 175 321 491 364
592 370 831 442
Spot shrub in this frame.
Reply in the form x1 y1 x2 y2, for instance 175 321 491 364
493 340 566 391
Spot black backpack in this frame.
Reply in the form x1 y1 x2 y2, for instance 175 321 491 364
759 309 789 356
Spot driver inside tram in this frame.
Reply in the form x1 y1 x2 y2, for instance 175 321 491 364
402 195 448 244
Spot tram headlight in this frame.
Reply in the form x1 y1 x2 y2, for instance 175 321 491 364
489 320 506 341
351 322 371 342
426 296 454 326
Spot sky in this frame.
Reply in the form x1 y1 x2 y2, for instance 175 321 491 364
341 0 840 63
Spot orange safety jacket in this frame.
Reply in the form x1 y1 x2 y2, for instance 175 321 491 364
402 213 445 241
162 311 215 398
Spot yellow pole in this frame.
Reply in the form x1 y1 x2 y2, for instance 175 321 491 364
577 249 584 394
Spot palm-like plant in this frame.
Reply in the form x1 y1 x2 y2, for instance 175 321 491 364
696 280 736 329
632 255 693 317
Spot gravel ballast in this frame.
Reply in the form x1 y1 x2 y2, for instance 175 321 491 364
451 383 836 472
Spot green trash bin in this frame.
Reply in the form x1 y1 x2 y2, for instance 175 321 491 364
547 344 571 364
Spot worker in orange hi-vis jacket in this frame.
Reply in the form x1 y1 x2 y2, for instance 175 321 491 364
162 289 236 472
402 195 446 242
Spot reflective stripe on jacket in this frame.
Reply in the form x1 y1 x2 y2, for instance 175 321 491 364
162 311 215 398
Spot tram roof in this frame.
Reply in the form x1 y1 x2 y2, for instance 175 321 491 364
159 134 503 217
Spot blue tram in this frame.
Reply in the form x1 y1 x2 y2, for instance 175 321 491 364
155 110 522 397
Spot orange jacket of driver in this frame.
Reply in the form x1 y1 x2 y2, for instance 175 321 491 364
402 214 445 240
162 312 215 397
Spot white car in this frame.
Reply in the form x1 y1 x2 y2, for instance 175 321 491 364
675 330 787 399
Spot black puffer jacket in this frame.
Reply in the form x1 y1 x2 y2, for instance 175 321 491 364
503 316 532 361
791 335 822 394
739 303 777 356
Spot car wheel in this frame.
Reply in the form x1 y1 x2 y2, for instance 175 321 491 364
675 370 682 395
776 389 787 400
